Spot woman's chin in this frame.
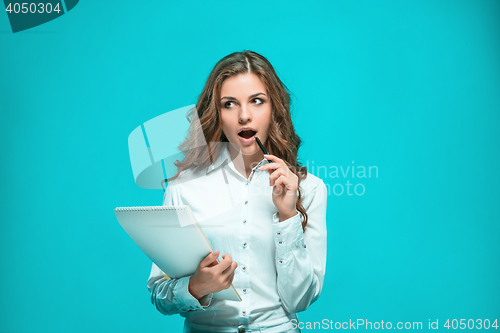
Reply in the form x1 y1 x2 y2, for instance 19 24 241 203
228 141 260 155
240 145 262 156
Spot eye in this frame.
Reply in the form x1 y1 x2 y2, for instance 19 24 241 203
253 98 264 105
223 101 236 109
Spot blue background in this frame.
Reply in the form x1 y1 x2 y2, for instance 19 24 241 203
1 1 499 331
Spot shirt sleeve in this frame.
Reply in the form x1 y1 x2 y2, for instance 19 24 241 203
272 179 328 313
146 182 214 315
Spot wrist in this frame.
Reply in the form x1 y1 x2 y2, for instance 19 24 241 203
188 276 202 300
278 209 298 222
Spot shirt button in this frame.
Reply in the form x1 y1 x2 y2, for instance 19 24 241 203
243 242 247 248
279 260 283 264
245 182 249 186
278 241 283 245
243 220 247 224
276 232 281 235
242 310 247 316
244 200 248 205
243 288 247 293
242 266 247 272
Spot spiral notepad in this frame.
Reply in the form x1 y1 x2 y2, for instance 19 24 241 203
115 205 241 302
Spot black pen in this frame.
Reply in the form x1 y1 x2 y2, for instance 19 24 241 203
254 135 272 163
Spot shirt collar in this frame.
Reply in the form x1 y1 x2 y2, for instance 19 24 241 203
206 143 232 175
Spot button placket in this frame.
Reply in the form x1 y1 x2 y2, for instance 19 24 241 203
239 184 251 311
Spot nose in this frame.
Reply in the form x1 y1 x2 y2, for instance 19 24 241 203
238 104 252 123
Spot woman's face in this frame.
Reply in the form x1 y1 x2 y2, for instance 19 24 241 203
220 73 272 156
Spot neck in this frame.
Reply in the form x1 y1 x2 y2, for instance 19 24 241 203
228 144 264 179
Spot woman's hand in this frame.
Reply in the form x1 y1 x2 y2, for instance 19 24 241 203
188 250 238 300
259 154 299 222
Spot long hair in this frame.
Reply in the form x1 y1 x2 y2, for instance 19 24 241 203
168 50 309 231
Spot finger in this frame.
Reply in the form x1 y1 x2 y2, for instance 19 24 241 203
274 177 298 196
269 168 287 186
273 176 293 196
273 182 284 196
221 271 235 290
200 250 220 268
269 168 296 185
259 162 282 173
227 271 236 285
214 254 233 274
275 175 296 193
229 270 236 283
221 261 238 277
263 154 284 164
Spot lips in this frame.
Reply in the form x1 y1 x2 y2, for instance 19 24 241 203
238 127 257 139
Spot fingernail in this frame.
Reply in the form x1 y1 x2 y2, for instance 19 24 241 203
214 250 219 256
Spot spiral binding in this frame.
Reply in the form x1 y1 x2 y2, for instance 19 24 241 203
114 205 185 212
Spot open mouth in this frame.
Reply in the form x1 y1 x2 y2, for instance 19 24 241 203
238 129 257 139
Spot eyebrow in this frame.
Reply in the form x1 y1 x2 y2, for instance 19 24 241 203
220 92 267 101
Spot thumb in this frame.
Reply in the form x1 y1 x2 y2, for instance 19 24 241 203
200 249 219 268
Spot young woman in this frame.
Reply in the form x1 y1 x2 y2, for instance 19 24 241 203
147 50 328 333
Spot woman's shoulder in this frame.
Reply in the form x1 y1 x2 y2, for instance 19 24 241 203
168 166 207 187
298 172 327 208
300 172 326 193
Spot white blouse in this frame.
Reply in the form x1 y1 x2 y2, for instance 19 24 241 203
147 142 328 332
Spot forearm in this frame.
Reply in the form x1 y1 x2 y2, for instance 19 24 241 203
273 212 326 313
147 265 213 315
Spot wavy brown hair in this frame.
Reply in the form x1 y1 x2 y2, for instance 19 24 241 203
167 50 309 231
